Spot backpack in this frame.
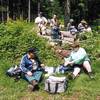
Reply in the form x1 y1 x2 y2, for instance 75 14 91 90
51 26 61 39
45 76 68 93
6 65 22 81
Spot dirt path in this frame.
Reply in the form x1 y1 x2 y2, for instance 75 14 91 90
39 35 74 45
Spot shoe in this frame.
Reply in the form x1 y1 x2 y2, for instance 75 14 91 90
34 85 39 91
32 80 38 86
32 80 38 91
88 72 94 79
68 73 75 80
28 84 34 92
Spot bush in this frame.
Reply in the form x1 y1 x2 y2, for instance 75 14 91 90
80 34 100 60
0 20 60 66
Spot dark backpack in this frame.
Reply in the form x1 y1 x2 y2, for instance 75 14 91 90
51 26 61 39
6 65 22 81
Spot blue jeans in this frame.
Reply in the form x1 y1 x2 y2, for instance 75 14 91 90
25 71 43 82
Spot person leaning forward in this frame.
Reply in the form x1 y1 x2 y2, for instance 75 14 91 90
64 42 94 79
20 48 44 92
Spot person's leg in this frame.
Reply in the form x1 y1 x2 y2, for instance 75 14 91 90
39 26 42 35
83 61 92 72
33 71 43 82
25 74 38 91
42 26 46 35
83 61 94 79
60 32 64 39
28 80 38 92
73 67 81 78
68 67 81 80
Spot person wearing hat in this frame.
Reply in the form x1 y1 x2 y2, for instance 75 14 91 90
78 19 87 32
20 48 44 91
69 26 78 35
67 19 74 31
84 24 92 33
64 42 94 79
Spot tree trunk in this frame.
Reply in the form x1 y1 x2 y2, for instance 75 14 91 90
1 0 4 22
28 0 31 22
38 0 41 14
7 0 9 21
64 0 70 27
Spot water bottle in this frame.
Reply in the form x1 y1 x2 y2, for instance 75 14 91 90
32 61 38 70
61 69 64 74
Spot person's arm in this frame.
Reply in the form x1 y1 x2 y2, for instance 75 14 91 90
35 56 45 70
72 48 87 64
43 17 48 26
20 56 29 73
50 19 53 27
35 17 39 24
64 56 72 66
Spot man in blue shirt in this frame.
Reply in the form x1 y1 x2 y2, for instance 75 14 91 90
20 48 44 91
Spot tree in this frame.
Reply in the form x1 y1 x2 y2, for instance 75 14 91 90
37 0 41 14
7 0 9 21
0 0 100 23
1 0 4 22
64 0 70 27
28 0 31 22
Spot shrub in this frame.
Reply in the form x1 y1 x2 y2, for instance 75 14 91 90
0 20 60 66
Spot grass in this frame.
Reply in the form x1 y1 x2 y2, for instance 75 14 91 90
0 51 100 100
0 20 100 100
0 60 100 100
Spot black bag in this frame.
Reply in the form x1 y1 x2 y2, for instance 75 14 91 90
51 26 61 39
6 65 22 77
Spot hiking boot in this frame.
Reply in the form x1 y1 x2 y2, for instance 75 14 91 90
32 80 38 86
68 73 75 80
28 84 34 92
88 72 94 79
28 80 38 92
31 80 38 91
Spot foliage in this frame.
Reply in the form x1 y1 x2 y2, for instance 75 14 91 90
0 21 100 99
41 0 63 18
0 0 100 26
79 31 100 61
0 20 60 66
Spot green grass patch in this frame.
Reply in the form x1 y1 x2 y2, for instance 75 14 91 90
0 20 100 100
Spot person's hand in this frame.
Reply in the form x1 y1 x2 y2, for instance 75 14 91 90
27 71 32 76
57 49 62 53
64 61 74 66
31 59 35 63
68 61 74 66
64 61 70 66
41 64 45 67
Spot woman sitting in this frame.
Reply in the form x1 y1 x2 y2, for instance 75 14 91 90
64 42 94 79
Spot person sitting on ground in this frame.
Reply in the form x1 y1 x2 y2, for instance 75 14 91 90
50 15 61 40
35 12 48 35
64 42 94 79
60 19 77 39
84 24 92 32
67 19 74 31
78 20 87 32
20 48 44 92
69 26 78 35
50 14 58 27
